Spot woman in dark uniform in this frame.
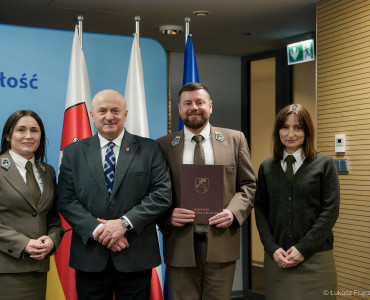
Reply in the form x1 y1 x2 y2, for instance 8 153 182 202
0 110 64 300
255 104 339 300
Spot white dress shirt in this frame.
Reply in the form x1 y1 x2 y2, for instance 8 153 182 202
9 149 43 192
97 130 125 166
281 148 305 175
93 130 133 237
183 123 214 165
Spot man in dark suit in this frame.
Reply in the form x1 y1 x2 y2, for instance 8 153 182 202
58 89 172 299
157 82 256 300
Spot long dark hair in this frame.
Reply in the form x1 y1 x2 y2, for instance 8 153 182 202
1 110 46 161
273 104 316 161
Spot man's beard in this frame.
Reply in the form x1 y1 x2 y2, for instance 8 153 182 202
182 115 208 130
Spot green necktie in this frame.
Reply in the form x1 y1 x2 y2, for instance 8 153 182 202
192 135 205 165
25 161 41 205
192 135 207 234
285 155 296 181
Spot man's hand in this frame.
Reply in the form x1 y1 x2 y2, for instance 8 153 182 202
209 209 234 228
24 236 55 260
107 236 130 252
95 218 128 249
171 208 195 227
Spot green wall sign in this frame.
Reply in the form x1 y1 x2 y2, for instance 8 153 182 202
287 39 315 65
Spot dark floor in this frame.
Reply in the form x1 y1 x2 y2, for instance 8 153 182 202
251 265 265 295
231 265 266 300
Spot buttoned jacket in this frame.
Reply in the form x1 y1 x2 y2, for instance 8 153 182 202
157 126 256 267
58 132 172 272
0 151 64 273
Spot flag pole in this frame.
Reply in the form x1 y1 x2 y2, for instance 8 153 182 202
135 16 140 36
185 17 190 44
77 15 84 48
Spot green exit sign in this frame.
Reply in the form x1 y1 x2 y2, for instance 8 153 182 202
287 39 315 65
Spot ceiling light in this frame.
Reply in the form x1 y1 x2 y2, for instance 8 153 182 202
159 25 183 35
193 10 211 17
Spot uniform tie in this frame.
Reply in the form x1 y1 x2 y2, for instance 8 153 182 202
192 135 207 234
25 161 41 205
285 155 296 181
104 142 116 196
192 135 205 165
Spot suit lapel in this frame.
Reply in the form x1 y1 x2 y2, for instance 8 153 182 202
84 135 108 196
167 131 184 177
210 126 227 165
1 152 35 208
110 131 139 200
35 161 51 209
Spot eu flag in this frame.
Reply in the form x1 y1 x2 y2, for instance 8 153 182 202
179 34 199 130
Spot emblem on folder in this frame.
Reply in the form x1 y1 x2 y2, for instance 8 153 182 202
195 178 209 194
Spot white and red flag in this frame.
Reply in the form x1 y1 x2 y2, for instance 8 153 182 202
46 25 93 300
124 32 164 300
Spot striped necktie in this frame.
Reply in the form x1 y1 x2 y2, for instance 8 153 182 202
104 142 116 196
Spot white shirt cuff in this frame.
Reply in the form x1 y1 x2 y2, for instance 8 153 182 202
92 223 104 238
122 216 134 230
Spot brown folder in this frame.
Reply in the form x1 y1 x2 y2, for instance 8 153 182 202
180 164 224 224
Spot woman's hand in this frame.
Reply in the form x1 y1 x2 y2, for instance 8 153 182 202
273 248 298 269
24 236 55 260
286 246 304 264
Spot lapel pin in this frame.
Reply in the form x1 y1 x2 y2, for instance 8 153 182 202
126 147 129 152
1 158 11 170
215 132 224 142
171 136 181 147
37 161 46 172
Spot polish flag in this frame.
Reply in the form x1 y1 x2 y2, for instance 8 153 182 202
46 25 93 300
125 32 164 300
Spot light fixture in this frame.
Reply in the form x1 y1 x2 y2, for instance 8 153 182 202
159 25 183 35
192 10 211 17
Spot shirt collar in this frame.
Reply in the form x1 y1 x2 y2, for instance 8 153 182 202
184 123 211 143
9 149 35 169
283 148 305 163
97 129 125 149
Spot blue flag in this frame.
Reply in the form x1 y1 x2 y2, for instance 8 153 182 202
179 34 199 130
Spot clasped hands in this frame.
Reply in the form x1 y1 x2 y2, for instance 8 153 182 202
273 246 304 269
93 218 129 252
24 235 54 260
171 208 234 228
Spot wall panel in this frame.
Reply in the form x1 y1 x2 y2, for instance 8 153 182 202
317 1 370 299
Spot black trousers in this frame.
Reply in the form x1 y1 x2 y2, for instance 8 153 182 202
75 256 152 300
